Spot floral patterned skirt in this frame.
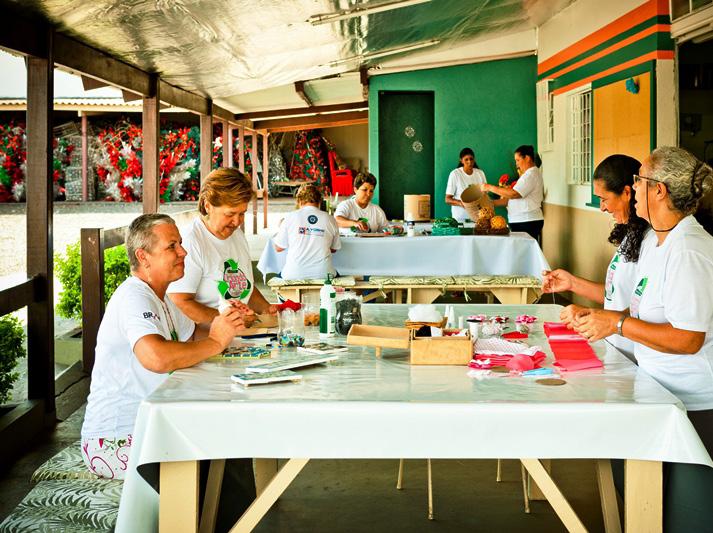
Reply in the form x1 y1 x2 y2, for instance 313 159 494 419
80 435 132 480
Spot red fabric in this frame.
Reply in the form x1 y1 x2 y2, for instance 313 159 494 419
469 351 546 370
543 322 602 371
277 299 301 311
502 331 528 339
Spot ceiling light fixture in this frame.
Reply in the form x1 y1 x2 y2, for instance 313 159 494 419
309 0 432 26
325 39 440 68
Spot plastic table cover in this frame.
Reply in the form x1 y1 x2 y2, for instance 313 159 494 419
257 232 550 279
117 304 712 532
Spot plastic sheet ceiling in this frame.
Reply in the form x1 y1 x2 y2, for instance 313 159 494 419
11 0 574 112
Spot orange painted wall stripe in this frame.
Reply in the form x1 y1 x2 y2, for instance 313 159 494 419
544 24 670 80
551 49 675 96
538 0 669 75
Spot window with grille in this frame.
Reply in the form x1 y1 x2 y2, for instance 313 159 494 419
568 90 592 185
536 79 554 151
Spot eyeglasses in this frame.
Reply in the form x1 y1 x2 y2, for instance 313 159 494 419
633 174 667 186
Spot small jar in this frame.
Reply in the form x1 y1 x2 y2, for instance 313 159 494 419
277 308 305 347
334 294 362 335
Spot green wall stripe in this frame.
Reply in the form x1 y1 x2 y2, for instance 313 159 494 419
549 34 671 92
591 61 654 89
537 15 669 81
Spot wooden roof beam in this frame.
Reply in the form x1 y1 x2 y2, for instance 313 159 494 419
254 110 368 133
235 101 367 121
294 81 313 107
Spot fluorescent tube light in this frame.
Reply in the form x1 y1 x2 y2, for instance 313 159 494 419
325 39 440 68
309 0 431 25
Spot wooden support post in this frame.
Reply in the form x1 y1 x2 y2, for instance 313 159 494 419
142 75 160 214
251 132 258 235
81 228 104 374
223 121 233 168
26 34 55 414
596 459 622 533
238 126 245 174
254 458 279 496
81 112 88 201
262 132 269 229
200 112 213 185
625 460 662 533
160 460 200 533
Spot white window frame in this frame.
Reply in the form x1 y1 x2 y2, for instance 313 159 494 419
536 79 554 151
567 88 592 185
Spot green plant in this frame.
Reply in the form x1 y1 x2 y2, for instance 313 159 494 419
0 314 26 404
55 242 131 321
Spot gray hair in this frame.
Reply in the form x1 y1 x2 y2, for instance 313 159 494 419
649 146 713 215
125 214 176 270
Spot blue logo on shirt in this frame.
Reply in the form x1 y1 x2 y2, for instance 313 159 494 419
307 214 318 224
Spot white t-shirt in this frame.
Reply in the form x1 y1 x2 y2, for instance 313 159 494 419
82 276 195 438
508 166 544 223
274 206 341 280
334 198 389 233
629 216 713 410
168 218 254 308
602 233 649 361
445 167 487 222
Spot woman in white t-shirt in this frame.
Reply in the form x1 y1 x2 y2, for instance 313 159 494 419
572 147 713 531
274 183 341 280
445 147 487 222
168 168 277 323
334 172 388 233
542 155 648 361
482 145 544 243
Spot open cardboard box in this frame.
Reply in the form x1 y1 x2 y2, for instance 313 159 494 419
347 323 472 365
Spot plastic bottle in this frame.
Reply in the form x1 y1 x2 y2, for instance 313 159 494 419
406 221 415 237
319 274 336 337
447 305 456 328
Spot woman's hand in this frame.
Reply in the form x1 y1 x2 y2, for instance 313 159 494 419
560 304 584 328
209 307 247 349
542 269 574 293
354 219 369 232
266 304 279 315
481 183 492 193
572 309 620 342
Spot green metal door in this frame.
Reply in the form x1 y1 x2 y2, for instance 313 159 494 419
378 91 434 219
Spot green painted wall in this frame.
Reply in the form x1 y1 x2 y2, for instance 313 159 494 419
369 56 538 218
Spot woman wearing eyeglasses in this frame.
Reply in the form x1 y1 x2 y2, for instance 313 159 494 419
542 154 648 361
573 147 713 532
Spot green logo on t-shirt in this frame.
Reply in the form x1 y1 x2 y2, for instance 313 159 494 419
634 277 647 297
217 258 251 300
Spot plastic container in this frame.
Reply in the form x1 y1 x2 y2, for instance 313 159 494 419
319 274 336 337
277 308 305 347
301 292 320 328
334 293 362 335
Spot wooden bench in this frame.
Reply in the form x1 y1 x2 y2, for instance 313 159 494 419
268 275 542 305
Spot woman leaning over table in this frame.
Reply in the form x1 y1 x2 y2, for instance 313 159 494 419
573 147 713 533
168 168 277 323
542 154 648 361
334 172 388 233
482 144 544 242
274 183 341 280
445 147 487 223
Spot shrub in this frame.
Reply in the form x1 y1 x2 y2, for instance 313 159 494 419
0 314 26 404
55 242 131 321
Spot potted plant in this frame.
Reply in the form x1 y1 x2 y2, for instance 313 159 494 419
0 313 26 413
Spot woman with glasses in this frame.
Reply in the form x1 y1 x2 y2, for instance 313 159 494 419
542 154 648 361
573 147 713 532
445 147 487 223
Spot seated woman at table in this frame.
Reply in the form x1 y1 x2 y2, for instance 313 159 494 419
168 168 277 323
81 214 248 479
334 172 389 233
542 154 648 361
572 147 713 532
482 145 544 243
445 147 487 223
273 183 341 280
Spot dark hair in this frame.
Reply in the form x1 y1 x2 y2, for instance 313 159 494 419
515 145 542 168
593 154 649 262
457 147 479 169
354 172 377 189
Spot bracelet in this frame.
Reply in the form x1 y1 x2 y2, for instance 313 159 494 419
616 314 627 336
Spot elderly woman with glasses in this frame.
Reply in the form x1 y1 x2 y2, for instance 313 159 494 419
572 147 713 532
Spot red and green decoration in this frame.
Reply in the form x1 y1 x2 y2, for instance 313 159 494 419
218 258 252 301
212 126 257 176
289 130 329 191
498 173 518 189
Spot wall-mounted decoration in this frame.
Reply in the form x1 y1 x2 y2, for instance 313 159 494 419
412 141 423 152
404 126 415 138
625 77 639 94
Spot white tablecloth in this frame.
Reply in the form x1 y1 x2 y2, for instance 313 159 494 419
257 233 550 279
116 304 712 532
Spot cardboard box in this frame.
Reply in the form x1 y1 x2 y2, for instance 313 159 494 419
409 329 472 365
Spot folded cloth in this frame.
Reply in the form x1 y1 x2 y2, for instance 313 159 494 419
502 331 528 340
470 351 546 370
553 358 603 371
543 321 602 371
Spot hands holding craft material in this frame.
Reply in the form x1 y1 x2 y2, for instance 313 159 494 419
210 306 250 349
353 218 369 232
566 307 620 342
542 269 575 293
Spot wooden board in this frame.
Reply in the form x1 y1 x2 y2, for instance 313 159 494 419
347 324 410 349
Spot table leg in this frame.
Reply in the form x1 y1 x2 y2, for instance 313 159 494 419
229 458 309 533
254 458 279 496
489 287 519 305
160 460 200 533
410 288 442 304
199 459 226 533
625 460 662 533
520 458 586 532
596 459 622 533
527 458 551 500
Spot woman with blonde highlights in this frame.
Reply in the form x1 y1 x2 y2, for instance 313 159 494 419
274 183 341 280
168 168 277 323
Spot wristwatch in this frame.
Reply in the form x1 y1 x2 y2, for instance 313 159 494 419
616 314 628 336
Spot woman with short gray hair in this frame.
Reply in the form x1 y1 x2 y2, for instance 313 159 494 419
572 147 713 531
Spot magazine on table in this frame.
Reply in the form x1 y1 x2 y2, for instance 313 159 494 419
230 370 303 386
245 353 340 373
297 343 349 355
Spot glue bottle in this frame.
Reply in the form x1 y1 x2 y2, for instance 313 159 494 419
319 274 336 337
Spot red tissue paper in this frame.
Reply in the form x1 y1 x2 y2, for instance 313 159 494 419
543 322 602 371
